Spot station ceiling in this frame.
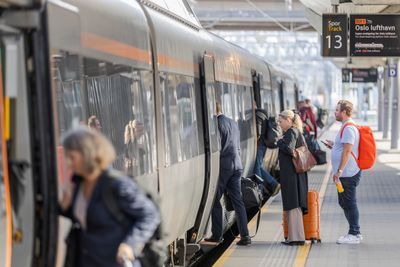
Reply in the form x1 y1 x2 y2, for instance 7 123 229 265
191 0 313 31
191 0 400 68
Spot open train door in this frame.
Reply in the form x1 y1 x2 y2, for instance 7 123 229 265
252 70 263 109
0 1 69 266
0 51 11 267
190 54 220 243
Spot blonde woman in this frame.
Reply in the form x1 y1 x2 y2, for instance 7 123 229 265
59 127 160 267
277 110 308 246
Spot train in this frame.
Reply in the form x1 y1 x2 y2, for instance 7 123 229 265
0 0 299 266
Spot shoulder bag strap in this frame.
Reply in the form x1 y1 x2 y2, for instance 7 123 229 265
339 122 357 161
250 206 262 238
102 176 131 230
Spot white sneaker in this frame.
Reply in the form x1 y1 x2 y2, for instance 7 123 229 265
357 234 363 241
336 234 360 244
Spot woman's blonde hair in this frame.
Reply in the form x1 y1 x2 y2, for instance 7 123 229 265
279 110 303 133
62 126 116 174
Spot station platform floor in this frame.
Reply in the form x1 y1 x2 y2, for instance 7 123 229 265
213 120 400 267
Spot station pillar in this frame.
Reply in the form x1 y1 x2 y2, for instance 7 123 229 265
383 61 392 139
377 66 385 131
390 58 400 149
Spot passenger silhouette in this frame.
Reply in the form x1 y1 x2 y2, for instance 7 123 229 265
87 115 102 132
205 102 251 246
278 110 308 246
59 127 159 267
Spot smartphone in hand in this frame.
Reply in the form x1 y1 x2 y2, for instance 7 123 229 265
321 140 332 149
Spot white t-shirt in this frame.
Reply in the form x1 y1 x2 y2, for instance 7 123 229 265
331 120 360 177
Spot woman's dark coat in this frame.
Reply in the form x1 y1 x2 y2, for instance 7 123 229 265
61 169 160 267
277 127 308 214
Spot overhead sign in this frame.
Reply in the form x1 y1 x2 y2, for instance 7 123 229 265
342 68 378 83
322 14 348 57
389 63 397 78
342 68 351 83
350 14 400 57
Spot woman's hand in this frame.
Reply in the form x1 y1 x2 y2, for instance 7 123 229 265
116 243 135 265
59 182 74 211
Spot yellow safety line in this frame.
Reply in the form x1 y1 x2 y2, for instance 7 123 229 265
293 243 311 267
213 196 275 267
293 164 332 267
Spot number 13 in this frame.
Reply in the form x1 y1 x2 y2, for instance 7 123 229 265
326 35 343 49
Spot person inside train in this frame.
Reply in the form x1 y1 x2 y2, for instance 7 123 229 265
205 102 251 246
87 115 102 132
59 127 160 267
277 110 308 246
254 107 281 196
305 98 318 120
298 100 318 141
124 119 147 176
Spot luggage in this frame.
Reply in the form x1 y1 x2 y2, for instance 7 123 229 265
240 176 264 210
283 190 321 242
265 117 281 149
225 175 264 211
292 135 317 174
307 140 327 165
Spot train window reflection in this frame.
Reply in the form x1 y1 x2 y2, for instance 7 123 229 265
52 51 157 179
215 82 254 141
206 83 219 153
260 89 274 116
161 73 200 166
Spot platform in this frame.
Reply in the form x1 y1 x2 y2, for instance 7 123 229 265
213 121 400 267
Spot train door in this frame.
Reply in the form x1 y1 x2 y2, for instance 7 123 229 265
0 9 44 266
192 54 220 242
0 54 11 267
279 79 285 111
252 71 261 108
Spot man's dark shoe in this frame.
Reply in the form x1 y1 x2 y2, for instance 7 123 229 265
236 236 251 246
271 184 281 196
204 236 223 243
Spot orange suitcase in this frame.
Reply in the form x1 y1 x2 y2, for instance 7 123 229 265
283 190 321 243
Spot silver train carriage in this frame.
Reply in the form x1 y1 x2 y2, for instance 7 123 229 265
0 0 299 266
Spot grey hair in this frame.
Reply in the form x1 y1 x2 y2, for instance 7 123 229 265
279 110 303 133
62 126 116 174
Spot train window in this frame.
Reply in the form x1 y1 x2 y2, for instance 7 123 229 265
160 73 200 165
194 78 205 155
215 82 254 141
272 89 281 114
284 79 296 110
52 51 157 177
205 82 219 153
260 89 274 116
240 85 254 141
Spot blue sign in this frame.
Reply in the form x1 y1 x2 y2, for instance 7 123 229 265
389 64 397 77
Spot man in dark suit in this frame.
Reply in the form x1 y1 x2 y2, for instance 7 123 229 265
205 102 251 246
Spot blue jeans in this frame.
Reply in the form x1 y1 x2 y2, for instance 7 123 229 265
254 144 279 189
338 171 361 235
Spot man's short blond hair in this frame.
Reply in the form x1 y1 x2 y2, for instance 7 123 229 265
62 126 116 174
337 100 353 117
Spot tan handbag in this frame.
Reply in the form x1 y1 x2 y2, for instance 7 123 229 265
292 135 317 173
